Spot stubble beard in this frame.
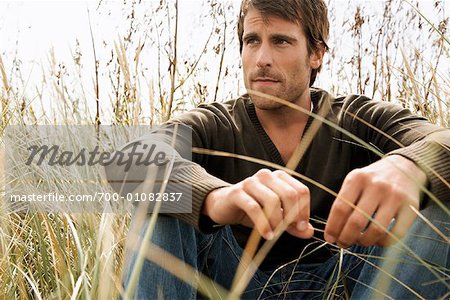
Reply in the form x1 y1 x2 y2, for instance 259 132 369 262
244 68 308 111
250 94 286 110
248 84 303 111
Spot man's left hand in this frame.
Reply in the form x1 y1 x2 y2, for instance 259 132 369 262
324 155 427 247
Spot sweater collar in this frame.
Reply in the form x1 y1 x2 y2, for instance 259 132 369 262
244 89 324 167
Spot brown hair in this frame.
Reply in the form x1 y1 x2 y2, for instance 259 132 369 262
237 0 330 86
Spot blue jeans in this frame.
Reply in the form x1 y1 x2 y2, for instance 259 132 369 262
123 203 449 299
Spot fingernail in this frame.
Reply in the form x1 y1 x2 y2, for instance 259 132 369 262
325 233 336 244
265 231 274 240
297 221 308 231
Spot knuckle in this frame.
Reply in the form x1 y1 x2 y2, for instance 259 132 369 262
371 224 387 236
346 168 366 183
283 188 298 202
242 177 256 190
297 186 310 197
349 214 367 229
256 168 271 179
245 201 260 214
371 179 391 191
273 169 288 178
332 200 350 214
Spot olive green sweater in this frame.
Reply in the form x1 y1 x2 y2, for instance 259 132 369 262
157 88 450 267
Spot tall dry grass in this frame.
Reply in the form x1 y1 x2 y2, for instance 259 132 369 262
0 0 448 299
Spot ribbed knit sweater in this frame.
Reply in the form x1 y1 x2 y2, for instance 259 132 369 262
139 88 450 267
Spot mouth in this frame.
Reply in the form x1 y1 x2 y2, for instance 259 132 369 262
252 78 280 86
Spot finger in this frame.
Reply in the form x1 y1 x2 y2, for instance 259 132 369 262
235 192 274 240
325 170 364 244
273 170 311 231
286 221 315 239
357 203 396 246
242 176 283 230
377 203 417 247
264 175 301 225
254 170 296 224
336 192 379 247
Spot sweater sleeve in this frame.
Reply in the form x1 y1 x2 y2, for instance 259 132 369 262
341 95 450 205
169 162 231 232
166 104 239 231
105 104 235 233
389 138 449 206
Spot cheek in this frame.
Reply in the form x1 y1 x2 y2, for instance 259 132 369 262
241 58 250 85
289 59 309 79
241 51 251 69
241 55 252 78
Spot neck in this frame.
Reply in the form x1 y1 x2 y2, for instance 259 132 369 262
255 92 311 130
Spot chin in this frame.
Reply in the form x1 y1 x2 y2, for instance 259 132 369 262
251 96 284 110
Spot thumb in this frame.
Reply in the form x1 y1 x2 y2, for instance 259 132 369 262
286 222 315 239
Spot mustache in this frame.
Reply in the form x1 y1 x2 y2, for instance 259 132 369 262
250 69 283 81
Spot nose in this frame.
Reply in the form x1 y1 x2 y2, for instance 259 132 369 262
255 43 273 68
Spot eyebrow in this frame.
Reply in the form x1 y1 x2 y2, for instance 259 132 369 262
271 34 298 43
243 32 259 41
243 32 298 43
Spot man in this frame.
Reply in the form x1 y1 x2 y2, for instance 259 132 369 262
119 0 450 298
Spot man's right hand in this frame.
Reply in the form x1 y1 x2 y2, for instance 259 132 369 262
201 169 314 240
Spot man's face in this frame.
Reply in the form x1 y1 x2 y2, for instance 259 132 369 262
241 8 322 110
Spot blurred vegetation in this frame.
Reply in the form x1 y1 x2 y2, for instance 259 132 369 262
0 0 448 298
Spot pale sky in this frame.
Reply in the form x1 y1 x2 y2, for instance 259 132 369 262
1 0 448 122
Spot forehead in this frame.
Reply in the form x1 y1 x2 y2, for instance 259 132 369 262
243 8 302 35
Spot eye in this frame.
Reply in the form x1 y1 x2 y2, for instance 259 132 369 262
244 37 259 45
273 38 289 45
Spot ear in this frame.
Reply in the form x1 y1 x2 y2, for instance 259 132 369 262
309 43 326 70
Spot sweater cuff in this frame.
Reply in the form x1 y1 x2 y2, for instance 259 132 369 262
388 140 450 208
173 165 231 233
